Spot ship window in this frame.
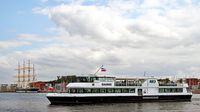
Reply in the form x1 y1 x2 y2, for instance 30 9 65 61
159 88 164 93
114 88 122 93
66 88 69 93
149 80 156 83
99 78 106 82
84 88 92 93
159 88 183 93
92 88 100 93
90 77 94 82
100 88 106 93
91 77 99 81
186 87 191 93
127 81 135 86
107 88 114 93
77 88 84 93
70 88 77 93
77 77 90 82
176 88 183 92
99 77 113 82
68 88 137 93
171 88 176 93
129 88 135 93
164 88 170 92
122 88 129 93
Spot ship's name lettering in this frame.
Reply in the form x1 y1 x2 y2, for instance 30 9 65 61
102 83 112 86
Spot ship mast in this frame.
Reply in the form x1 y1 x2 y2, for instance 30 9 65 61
17 62 21 88
28 60 31 82
22 61 26 88
33 64 36 81
15 60 37 88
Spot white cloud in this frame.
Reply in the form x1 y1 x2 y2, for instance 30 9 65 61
0 40 30 49
1 0 200 83
31 0 200 76
17 33 56 42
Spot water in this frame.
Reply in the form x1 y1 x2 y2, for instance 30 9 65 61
0 93 200 112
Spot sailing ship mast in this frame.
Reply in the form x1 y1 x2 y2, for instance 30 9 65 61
15 60 36 88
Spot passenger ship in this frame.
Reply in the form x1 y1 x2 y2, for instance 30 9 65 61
46 75 192 104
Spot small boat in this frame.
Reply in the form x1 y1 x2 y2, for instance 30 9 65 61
46 75 192 104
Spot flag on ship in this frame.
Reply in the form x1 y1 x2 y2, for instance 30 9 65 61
101 67 106 72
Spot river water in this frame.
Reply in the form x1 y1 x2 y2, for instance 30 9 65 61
0 93 200 112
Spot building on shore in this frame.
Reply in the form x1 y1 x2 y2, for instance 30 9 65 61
185 78 200 90
28 75 77 92
29 81 47 92
0 84 17 92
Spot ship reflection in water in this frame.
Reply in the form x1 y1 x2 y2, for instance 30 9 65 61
0 93 200 112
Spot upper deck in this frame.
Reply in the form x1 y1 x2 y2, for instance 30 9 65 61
66 75 189 88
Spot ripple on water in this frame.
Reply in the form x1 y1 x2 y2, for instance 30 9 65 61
0 93 200 112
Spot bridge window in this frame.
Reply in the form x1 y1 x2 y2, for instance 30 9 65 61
149 80 156 83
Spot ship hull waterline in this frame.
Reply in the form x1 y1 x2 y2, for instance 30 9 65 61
47 95 192 105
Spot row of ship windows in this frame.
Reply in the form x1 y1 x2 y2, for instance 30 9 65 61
68 88 136 93
67 88 183 93
159 88 183 93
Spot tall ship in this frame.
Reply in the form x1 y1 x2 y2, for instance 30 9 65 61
15 60 39 93
46 74 192 104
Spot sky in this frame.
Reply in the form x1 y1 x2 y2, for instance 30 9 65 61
0 0 200 83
